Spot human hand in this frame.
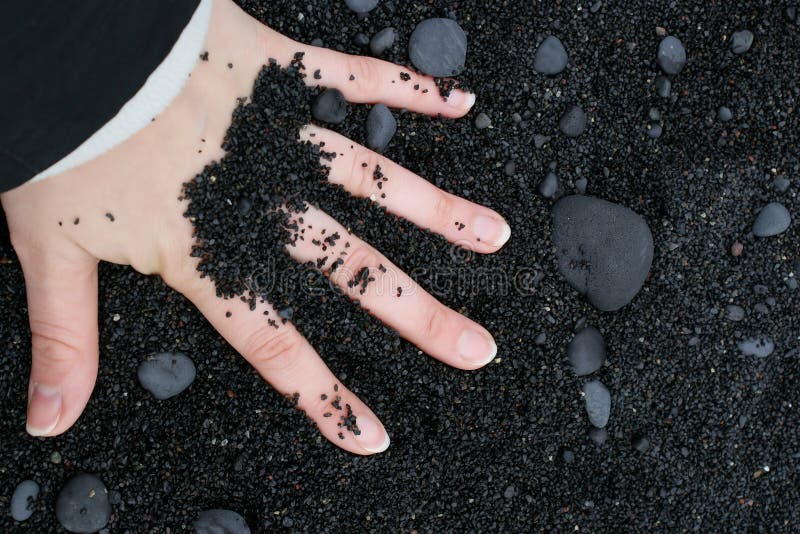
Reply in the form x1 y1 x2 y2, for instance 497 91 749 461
1 0 510 454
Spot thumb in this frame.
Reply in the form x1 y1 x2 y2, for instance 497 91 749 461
17 245 99 437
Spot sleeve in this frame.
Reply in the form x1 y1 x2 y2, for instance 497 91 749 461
0 0 201 193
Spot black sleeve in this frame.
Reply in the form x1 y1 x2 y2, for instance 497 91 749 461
0 0 201 193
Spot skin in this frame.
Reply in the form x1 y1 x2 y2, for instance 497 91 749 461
1 0 510 455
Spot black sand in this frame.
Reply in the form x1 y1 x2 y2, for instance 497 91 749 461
2 0 799 530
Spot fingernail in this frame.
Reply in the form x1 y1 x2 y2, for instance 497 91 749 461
447 90 476 110
26 384 61 436
458 328 497 365
355 414 390 453
473 215 511 247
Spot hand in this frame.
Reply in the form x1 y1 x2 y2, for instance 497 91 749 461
0 0 510 454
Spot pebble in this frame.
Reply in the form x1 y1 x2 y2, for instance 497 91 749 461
725 304 745 322
552 196 654 311
474 112 492 129
558 105 587 137
647 123 662 139
648 107 661 121
533 134 551 149
344 0 379 13
632 435 650 452
738 337 775 358
731 30 754 55
56 474 111 534
194 509 251 534
787 278 798 291
353 32 369 47
369 27 396 55
583 380 611 428
575 177 588 194
562 449 575 463
408 18 467 77
504 161 516 176
366 104 397 152
278 306 294 321
503 485 516 499
717 106 732 122
655 75 671 98
657 36 687 75
588 426 608 445
538 171 559 199
50 451 62 464
312 89 348 124
567 326 606 376
534 333 547 345
731 242 744 257
773 176 790 193
137 352 196 400
533 36 568 75
11 480 39 521
752 202 791 237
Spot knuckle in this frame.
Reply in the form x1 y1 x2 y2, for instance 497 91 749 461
431 192 455 229
346 56 380 96
244 326 301 373
349 149 382 197
422 305 449 341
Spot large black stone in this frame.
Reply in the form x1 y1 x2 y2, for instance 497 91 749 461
552 196 654 311
56 474 110 533
408 18 467 77
533 36 568 75
137 352 196 400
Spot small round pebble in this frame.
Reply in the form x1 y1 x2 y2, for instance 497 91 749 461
717 106 732 122
648 107 661 121
562 449 575 463
56 474 111 534
366 103 397 153
583 380 611 428
731 30 754 55
726 304 745 322
137 352 196 400
588 426 608 445
474 112 492 129
559 105 587 137
344 0 379 14
369 27 396 55
408 18 467 77
657 36 687 75
533 36 568 75
752 202 791 237
567 326 606 376
773 176 790 193
194 509 251 534
538 171 559 199
647 123 662 139
11 480 39 521
655 75 672 98
312 89 348 124
575 177 588 194
738 337 775 358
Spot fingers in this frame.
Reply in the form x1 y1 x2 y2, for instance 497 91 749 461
172 273 389 455
299 124 511 253
263 27 475 118
285 205 497 370
16 245 100 437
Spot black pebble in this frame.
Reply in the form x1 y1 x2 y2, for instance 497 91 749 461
408 18 467 77
657 36 687 75
194 509 251 534
567 326 606 376
344 0 379 13
533 36 569 75
137 352 196 400
366 104 397 153
559 105 587 137
731 30 754 55
312 89 348 124
370 27 396 56
56 474 111 533
538 171 559 199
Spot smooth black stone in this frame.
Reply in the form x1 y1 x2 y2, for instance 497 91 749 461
56 474 110 534
588 426 608 445
533 36 568 75
369 27 396 55
408 18 467 77
575 178 588 194
344 0 379 13
731 30 754 54
752 202 791 237
648 107 661 121
657 36 687 75
567 326 605 376
538 171 558 199
559 105 587 137
312 89 348 124
647 123 662 139
726 304 745 322
137 352 196 400
738 337 775 358
11 480 39 522
717 106 732 122
474 113 492 130
195 509 251 534
366 103 397 152
583 380 611 428
655 75 672 97
552 196 654 311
